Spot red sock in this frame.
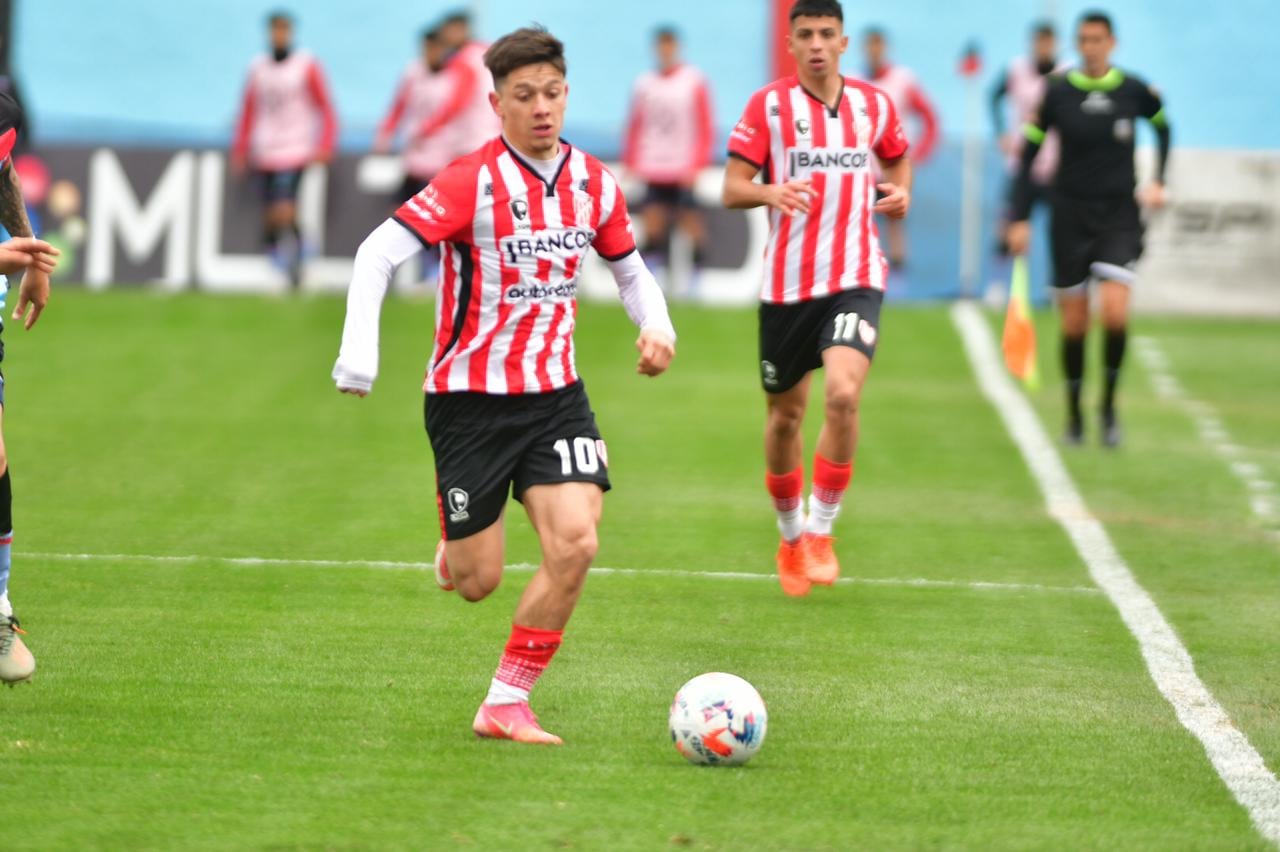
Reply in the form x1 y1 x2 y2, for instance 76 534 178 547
493 624 563 695
812 455 852 505
766 466 806 542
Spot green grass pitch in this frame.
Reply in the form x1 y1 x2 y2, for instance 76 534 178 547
1 290 1277 850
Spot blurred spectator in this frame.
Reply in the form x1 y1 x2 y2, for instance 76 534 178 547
858 26 938 269
231 10 337 288
992 21 1065 217
622 26 715 281
374 27 453 202
411 11 500 163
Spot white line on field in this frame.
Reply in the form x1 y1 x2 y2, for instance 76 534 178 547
1133 336 1279 544
22 551 1100 596
952 302 1280 847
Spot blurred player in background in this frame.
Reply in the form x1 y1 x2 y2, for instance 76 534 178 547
231 11 337 289
622 26 715 282
409 11 501 165
723 0 910 597
1007 11 1171 447
0 93 61 685
333 28 676 744
991 21 1063 260
374 27 452 203
858 26 936 270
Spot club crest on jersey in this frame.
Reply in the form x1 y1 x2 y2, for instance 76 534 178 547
1113 118 1134 141
447 488 470 523
574 193 595 225
795 118 811 137
510 198 530 228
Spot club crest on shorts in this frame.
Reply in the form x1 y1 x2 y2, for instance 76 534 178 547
447 488 471 523
761 360 779 386
858 319 878 347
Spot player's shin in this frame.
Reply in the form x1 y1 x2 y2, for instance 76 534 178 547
0 469 11 612
765 467 806 543
1062 335 1086 440
807 455 851 537
485 625 563 705
1102 327 1127 417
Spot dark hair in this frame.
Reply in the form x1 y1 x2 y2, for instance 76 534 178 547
422 26 440 43
789 0 843 24
863 25 886 41
1032 20 1056 38
484 26 566 86
266 10 292 27
654 25 679 42
1078 10 1114 34
441 10 471 27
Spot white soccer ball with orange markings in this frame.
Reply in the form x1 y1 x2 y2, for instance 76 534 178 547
669 672 767 766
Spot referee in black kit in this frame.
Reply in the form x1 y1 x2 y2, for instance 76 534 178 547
1007 10 1170 448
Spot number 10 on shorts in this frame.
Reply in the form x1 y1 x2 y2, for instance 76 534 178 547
553 437 609 475
833 312 861 343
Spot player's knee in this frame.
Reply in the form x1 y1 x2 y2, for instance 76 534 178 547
545 525 598 575
766 403 805 438
455 569 501 603
824 383 861 421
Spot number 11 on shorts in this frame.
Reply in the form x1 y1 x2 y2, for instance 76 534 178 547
554 437 607 475
833 312 861 343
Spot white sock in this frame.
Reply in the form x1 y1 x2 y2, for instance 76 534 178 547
485 677 530 706
806 493 841 536
776 506 806 543
0 593 10 619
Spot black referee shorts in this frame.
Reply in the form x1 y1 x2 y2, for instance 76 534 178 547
424 381 611 540
1050 194 1144 292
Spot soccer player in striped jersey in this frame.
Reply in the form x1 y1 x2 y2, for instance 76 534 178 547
622 26 715 276
723 0 911 597
333 28 676 744
1007 11 1171 447
230 11 337 289
0 93 61 685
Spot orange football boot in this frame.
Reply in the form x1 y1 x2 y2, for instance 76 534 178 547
776 538 811 597
804 533 840 585
472 702 563 745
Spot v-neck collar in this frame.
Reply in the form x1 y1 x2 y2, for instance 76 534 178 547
502 136 573 196
793 75 845 118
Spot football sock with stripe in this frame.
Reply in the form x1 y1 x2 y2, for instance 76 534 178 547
485 624 563 705
0 469 11 613
765 466 805 543
807 455 852 536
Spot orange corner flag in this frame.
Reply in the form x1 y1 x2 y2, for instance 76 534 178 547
1001 257 1040 389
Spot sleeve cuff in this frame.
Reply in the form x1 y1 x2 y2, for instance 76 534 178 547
728 151 764 171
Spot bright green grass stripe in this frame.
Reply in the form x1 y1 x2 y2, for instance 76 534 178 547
0 292 1267 849
1020 309 1280 786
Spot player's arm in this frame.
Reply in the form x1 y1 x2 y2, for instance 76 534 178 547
722 158 813 216
608 252 676 377
1006 90 1056 254
332 220 423 396
906 83 940 163
0 161 54 329
691 78 715 181
375 76 412 153
871 92 912 219
230 74 256 177
989 71 1009 137
306 61 338 164
1141 84 1171 209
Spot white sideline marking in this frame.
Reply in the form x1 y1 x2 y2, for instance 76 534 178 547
22 551 1100 596
1134 336 1279 544
952 302 1280 846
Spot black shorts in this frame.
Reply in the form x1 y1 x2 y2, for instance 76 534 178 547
397 174 434 205
258 169 304 204
1050 194 1144 291
643 182 699 210
425 381 611 540
758 289 883 394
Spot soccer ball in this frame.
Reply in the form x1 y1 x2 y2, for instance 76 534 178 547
669 672 767 766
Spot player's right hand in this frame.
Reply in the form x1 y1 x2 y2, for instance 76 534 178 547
636 329 675 377
0 238 60 276
764 179 814 217
332 363 374 397
1005 221 1031 256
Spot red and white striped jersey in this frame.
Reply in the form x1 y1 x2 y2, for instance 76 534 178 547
728 75 909 304
415 42 502 164
378 60 455 180
623 64 715 184
860 64 939 162
232 50 337 171
394 137 637 395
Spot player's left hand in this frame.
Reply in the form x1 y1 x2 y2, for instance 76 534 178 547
12 264 52 331
1139 182 1167 211
873 183 910 219
636 329 675 377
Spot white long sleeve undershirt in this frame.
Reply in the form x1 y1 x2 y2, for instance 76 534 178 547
332 221 676 393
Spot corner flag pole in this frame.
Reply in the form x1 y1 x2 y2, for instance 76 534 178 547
957 42 983 298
